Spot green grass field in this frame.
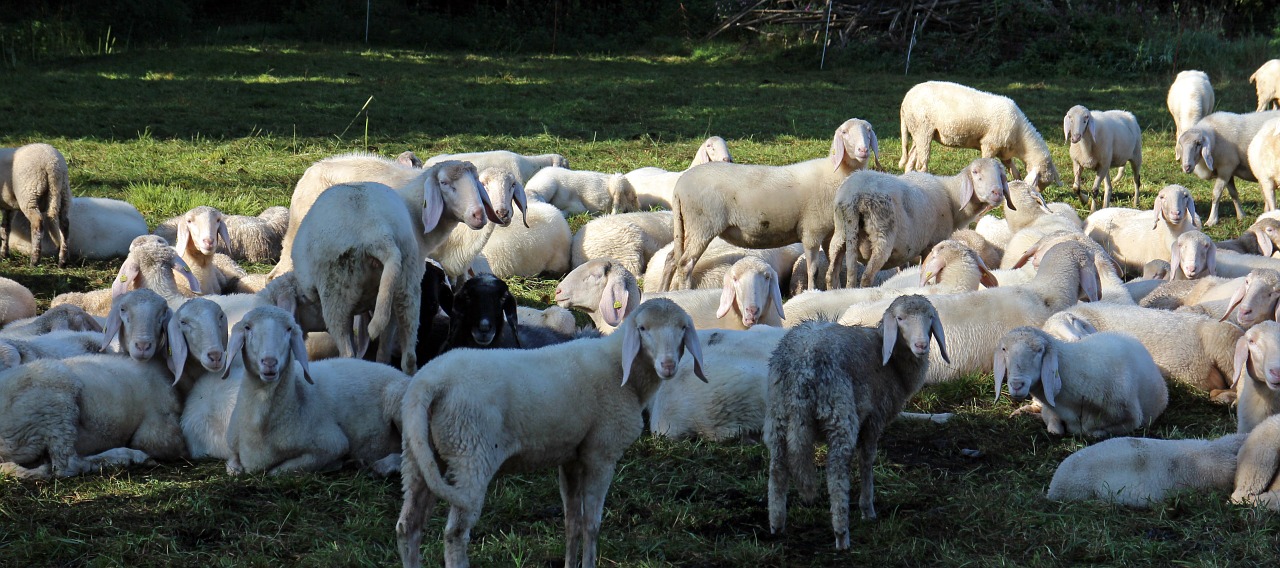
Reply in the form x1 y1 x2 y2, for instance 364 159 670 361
1 41 1278 566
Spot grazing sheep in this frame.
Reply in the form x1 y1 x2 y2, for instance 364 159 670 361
1047 432 1245 507
1232 413 1280 508
1232 321 1280 433
660 118 880 292
1167 70 1215 155
626 136 734 209
0 277 36 326
830 157 1011 288
478 201 572 278
394 299 706 568
158 205 290 264
223 306 407 476
766 295 948 549
1063 105 1143 210
1248 117 1280 218
994 326 1167 438
1084 184 1201 276
0 143 71 266
423 149 567 185
1177 110 1280 226
1218 217 1280 257
291 182 425 374
9 197 147 260
1251 59 1280 112
50 243 202 316
898 81 1060 188
571 211 672 275
643 239 801 293
525 167 640 216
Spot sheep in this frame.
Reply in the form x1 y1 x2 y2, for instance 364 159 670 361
1084 184 1201 276
994 326 1167 438
997 181 1084 269
1008 230 1133 305
1 304 102 338
1143 259 1171 280
1231 321 1280 433
157 205 290 264
659 118 880 292
0 276 36 326
643 239 801 293
50 243 202 316
0 143 71 266
1167 230 1216 280
394 299 707 568
830 157 1012 288
1232 413 1280 508
1063 105 1143 210
439 273 576 352
1248 117 1280 219
515 305 577 336
766 295 948 549
291 182 425 374
477 201 572 278
270 153 492 278
950 229 1003 272
156 206 251 296
434 167 528 278
0 331 104 373
8 197 147 260
1167 70 1215 155
525 167 640 216
571 210 672 275
625 136 734 209
1046 432 1246 507
1218 216 1280 257
1177 110 1280 226
1041 304 1241 398
423 149 567 185
223 306 407 476
1251 59 1280 112
650 257 785 331
898 81 1060 188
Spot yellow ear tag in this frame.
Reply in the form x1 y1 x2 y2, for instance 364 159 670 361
118 274 127 282
613 301 622 310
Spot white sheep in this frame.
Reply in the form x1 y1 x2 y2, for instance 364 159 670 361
1063 105 1143 210
478 200 572 278
1251 59 1280 112
291 182 425 374
1166 230 1216 280
994 326 1167 438
571 210 672 275
0 304 102 338
433 167 528 278
1167 70 1215 155
8 197 147 260
625 136 734 209
525 167 640 215
394 299 707 568
1247 117 1280 218
50 243 202 316
1084 184 1201 276
158 205 290 264
1046 432 1245 507
0 331 103 373
648 256 785 330
830 157 1011 287
1232 413 1280 508
643 239 801 293
1008 230 1133 305
1217 216 1280 257
156 206 251 296
515 305 577 336
423 149 567 185
1177 110 1280 226
766 295 949 549
222 306 407 476
0 276 36 326
1231 321 1280 433
660 118 880 292
554 258 644 334
898 81 1060 188
0 143 71 266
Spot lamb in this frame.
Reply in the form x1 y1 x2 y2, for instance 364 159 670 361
1231 321 1280 433
525 167 640 216
291 182 424 374
423 149 568 185
1063 105 1143 210
0 276 36 326
830 157 1011 287
223 306 407 476
157 205 290 264
1248 117 1280 219
1046 432 1245 507
1084 184 1201 276
994 326 1167 438
8 197 147 260
898 81 1060 188
1217 216 1280 257
1177 110 1280 226
625 136 734 209
394 299 707 568
0 143 71 266
50 243 202 317
1232 413 1280 508
571 210 672 275
1167 70 1215 155
659 118 880 292
766 295 948 549
837 240 1101 383
477 200 572 278
1251 59 1280 112
643 239 801 293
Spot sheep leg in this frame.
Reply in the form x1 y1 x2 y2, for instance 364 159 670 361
825 421 856 550
1071 161 1085 206
26 211 43 266
443 502 483 568
0 208 10 257
1226 178 1244 221
1205 178 1228 227
914 133 934 172
1261 178 1278 212
1039 404 1066 436
1131 160 1142 206
0 461 51 479
764 416 790 534
577 463 616 568
51 208 69 267
673 236 713 291
396 448 438 568
558 462 586 567
801 236 824 292
395 286 421 375
856 416 885 523
859 234 892 289
318 285 359 358
268 449 345 475
1093 167 1108 210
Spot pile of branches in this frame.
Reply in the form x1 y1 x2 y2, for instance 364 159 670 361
706 0 990 45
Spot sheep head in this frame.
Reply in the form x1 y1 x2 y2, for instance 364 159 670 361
1167 230 1215 281
102 289 171 363
1233 321 1280 390
555 259 639 329
1062 105 1095 145
1177 128 1214 174
177 206 231 257
1222 269 1280 329
1152 185 1199 229
619 298 705 386
716 257 784 327
994 327 1061 407
960 158 1013 211
396 150 424 168
880 294 949 365
830 118 880 172
448 273 521 348
608 174 641 215
424 160 490 232
224 306 311 385
477 167 528 228
691 136 733 167
165 298 229 385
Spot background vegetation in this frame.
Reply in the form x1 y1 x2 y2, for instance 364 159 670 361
0 3 1278 566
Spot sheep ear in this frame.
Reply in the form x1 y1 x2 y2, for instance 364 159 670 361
166 310 188 386
513 180 530 228
222 325 245 380
1258 229 1276 257
769 271 785 320
173 256 202 295
101 303 124 353
829 127 847 171
620 317 641 386
479 176 502 224
218 217 232 252
291 325 313 384
716 272 736 319
1085 115 1097 141
1077 318 1099 335
683 323 707 382
868 128 882 170
993 348 1007 402
502 291 522 348
1168 240 1183 281
176 217 191 254
880 310 899 366
978 256 1000 288
354 313 371 360
692 143 712 166
919 253 946 286
421 177 446 233
1012 244 1038 269
273 288 297 315
1232 334 1250 388
1222 278 1250 322
599 270 630 327
1001 169 1016 211
1063 115 1071 144
1080 261 1101 302
960 169 975 205
1041 345 1061 408
1207 243 1217 276
112 258 141 298
1152 194 1167 229
1201 142 1215 172
930 313 950 364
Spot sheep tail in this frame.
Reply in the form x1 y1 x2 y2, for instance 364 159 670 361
783 363 821 503
367 238 403 341
665 192 688 291
401 384 467 505
1109 165 1127 186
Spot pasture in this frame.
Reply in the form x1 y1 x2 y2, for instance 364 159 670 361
1 41 1278 566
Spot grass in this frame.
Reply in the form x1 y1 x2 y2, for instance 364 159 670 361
1 40 1279 566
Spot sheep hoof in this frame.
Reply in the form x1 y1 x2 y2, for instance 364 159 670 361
1009 403 1042 417
1209 389 1237 405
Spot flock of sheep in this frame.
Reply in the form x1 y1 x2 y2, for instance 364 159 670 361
4 58 1280 566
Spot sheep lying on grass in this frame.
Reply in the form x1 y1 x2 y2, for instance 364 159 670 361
1047 432 1245 507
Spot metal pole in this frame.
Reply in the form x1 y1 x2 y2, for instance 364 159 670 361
365 0 371 43
820 0 834 70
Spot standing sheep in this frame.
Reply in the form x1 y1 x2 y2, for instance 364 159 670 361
1063 105 1143 210
9 197 147 261
1177 110 1280 226
660 118 880 292
898 81 1060 188
625 136 734 209
0 143 71 266
1247 117 1280 218
1251 59 1280 112
1167 70 1215 155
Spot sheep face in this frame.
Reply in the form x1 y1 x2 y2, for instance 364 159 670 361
226 306 311 385
448 274 519 347
1224 270 1280 329
1177 129 1213 174
1153 185 1197 228
1169 231 1215 280
881 295 949 364
178 206 230 256
477 168 527 227
429 161 490 231
1234 321 1280 391
556 259 635 327
717 258 784 327
994 328 1061 406
166 298 229 384
829 118 879 171
620 299 705 385
692 136 733 166
1005 180 1053 215
1063 105 1093 145
102 289 171 362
